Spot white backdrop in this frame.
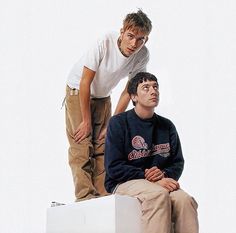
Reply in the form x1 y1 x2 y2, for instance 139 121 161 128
0 0 235 232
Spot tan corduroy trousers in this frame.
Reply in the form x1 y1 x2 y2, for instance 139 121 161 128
115 179 199 233
65 86 111 201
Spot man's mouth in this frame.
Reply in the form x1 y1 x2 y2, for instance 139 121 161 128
127 48 135 53
150 98 158 101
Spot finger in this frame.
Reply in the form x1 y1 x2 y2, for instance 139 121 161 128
157 173 164 180
150 170 163 180
98 132 105 140
156 170 163 177
74 130 87 143
175 182 180 189
146 167 157 174
77 133 89 143
145 170 156 179
165 183 175 191
170 179 179 187
169 181 179 191
74 133 82 142
74 135 83 143
74 129 82 139
145 167 159 177
147 171 163 181
144 169 151 178
149 176 162 182
146 174 156 181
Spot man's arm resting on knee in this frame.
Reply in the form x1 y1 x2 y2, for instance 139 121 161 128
74 66 95 143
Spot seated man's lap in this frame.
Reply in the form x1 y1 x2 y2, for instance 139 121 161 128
115 179 169 201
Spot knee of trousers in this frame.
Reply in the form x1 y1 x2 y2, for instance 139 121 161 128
142 188 170 204
140 189 171 214
67 138 94 161
172 191 198 211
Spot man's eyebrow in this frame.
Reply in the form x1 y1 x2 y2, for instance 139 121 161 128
140 82 158 87
140 83 150 87
127 33 146 39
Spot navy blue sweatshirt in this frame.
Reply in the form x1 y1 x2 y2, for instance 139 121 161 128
104 109 184 193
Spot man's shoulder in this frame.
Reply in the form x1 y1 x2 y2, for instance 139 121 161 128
98 31 118 43
136 45 149 57
109 110 136 127
155 114 175 128
131 46 149 66
110 110 129 122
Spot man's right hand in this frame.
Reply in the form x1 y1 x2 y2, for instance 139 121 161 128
157 178 180 192
74 66 95 144
74 121 91 143
145 166 164 182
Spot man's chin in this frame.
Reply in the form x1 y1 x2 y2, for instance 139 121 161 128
124 51 134 57
125 48 137 56
152 101 159 107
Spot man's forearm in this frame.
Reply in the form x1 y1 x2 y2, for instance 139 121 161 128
79 67 95 123
79 86 91 123
114 90 130 115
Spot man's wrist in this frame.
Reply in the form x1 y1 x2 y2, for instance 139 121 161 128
162 171 168 178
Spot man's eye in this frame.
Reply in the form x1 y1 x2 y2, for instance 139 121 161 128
138 38 145 43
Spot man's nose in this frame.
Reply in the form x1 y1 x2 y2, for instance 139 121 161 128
150 87 158 95
130 38 138 48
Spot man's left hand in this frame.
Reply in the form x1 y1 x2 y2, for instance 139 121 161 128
145 166 164 182
98 127 107 140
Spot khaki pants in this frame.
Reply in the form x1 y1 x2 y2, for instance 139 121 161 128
65 86 111 201
115 179 199 233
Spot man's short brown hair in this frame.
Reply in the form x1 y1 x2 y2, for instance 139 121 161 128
123 9 152 34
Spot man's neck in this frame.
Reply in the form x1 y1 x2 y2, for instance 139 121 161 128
117 37 128 57
134 106 154 119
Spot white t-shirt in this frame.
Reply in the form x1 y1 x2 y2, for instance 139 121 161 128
67 31 149 98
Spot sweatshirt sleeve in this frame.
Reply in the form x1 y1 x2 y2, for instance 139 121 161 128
162 122 184 180
105 116 145 183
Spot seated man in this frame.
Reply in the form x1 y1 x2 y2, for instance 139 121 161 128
104 72 199 233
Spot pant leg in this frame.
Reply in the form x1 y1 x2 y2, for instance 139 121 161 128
65 86 98 201
170 189 199 233
115 179 172 233
90 97 111 196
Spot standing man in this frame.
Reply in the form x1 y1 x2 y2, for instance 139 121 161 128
105 72 199 233
65 10 152 201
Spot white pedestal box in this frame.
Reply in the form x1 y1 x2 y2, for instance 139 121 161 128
46 194 142 233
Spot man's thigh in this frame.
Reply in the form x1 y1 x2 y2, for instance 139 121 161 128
115 179 169 201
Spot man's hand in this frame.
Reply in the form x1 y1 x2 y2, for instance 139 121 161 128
157 178 180 192
98 127 107 140
145 166 164 182
74 121 91 143
74 66 95 144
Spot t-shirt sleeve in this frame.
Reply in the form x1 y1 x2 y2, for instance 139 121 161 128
128 47 150 80
82 36 105 72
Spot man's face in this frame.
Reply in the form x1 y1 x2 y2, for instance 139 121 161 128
132 80 159 109
119 28 148 57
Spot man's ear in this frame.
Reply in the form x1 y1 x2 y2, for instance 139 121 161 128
131 94 137 103
120 28 124 35
145 36 149 44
